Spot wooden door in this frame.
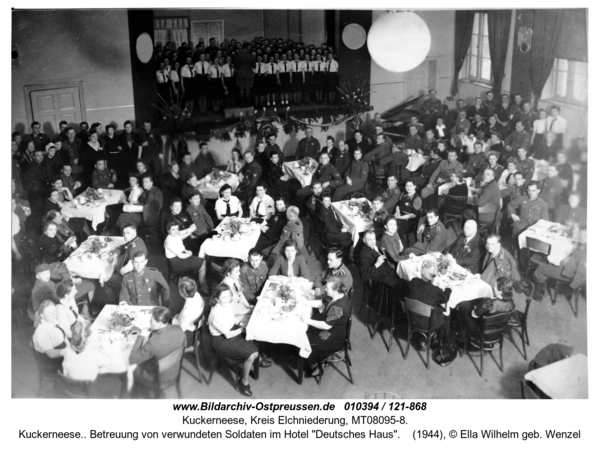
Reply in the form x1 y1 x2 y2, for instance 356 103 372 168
191 21 223 47
192 22 207 46
30 87 83 137
206 22 222 46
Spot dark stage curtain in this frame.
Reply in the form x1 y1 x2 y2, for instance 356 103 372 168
487 10 512 96
530 9 566 104
451 11 475 95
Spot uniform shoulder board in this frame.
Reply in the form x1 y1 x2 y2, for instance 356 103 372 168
147 267 159 272
131 242 136 247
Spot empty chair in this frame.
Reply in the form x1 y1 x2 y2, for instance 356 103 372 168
443 195 468 227
508 298 533 360
404 298 436 369
465 311 513 377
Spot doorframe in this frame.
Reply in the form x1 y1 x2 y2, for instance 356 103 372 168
23 81 87 128
190 20 224 46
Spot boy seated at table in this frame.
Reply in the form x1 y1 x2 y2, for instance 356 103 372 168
372 196 389 239
91 158 116 190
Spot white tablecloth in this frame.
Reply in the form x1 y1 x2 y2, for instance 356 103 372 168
518 219 580 266
198 217 260 261
283 161 315 187
61 189 126 230
437 178 478 205
246 277 313 358
524 354 588 399
90 305 154 391
198 171 240 200
406 154 429 172
397 253 493 315
331 198 375 247
64 236 126 285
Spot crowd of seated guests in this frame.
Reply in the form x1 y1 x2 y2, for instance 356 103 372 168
154 36 341 113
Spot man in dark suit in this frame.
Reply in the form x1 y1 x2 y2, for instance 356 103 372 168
118 120 142 173
116 174 163 231
443 220 482 273
359 230 406 290
319 193 353 248
139 119 164 183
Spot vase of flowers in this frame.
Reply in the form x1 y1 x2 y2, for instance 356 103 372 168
278 283 297 313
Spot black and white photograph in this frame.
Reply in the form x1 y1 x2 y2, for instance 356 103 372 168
10 3 590 407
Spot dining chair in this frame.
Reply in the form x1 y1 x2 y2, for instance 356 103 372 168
507 298 533 360
404 298 435 370
548 282 585 316
315 313 353 385
465 311 513 377
443 195 467 228
524 237 552 281
154 343 185 399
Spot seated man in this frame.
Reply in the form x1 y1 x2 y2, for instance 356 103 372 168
473 168 501 224
116 174 163 232
503 121 531 162
319 192 353 248
179 152 196 181
443 219 482 273
234 151 262 205
462 141 487 179
159 197 199 254
531 236 586 302
507 182 549 237
371 196 389 239
267 152 292 199
119 251 170 306
255 197 289 254
382 141 410 182
394 179 423 247
403 208 447 257
91 158 117 190
186 190 216 246
295 152 343 204
312 247 353 299
332 148 369 201
480 234 522 292
60 164 82 197
271 205 305 256
555 151 573 195
381 174 401 214
239 248 269 304
420 148 463 199
305 181 324 215
193 141 215 180
359 230 406 290
180 173 206 206
362 134 391 178
403 125 422 153
105 224 147 296
555 192 586 227
249 182 274 224
540 164 564 218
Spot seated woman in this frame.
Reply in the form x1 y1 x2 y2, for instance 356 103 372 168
172 277 205 350
44 188 68 214
301 276 352 377
380 216 404 265
129 307 186 398
269 238 310 279
164 220 205 285
447 172 468 197
497 157 519 197
267 152 292 199
39 221 76 263
220 259 254 326
459 277 515 347
54 279 89 338
254 196 289 254
32 300 68 374
407 259 452 337
394 179 422 248
62 321 122 398
208 285 260 397
215 183 243 222
226 148 245 175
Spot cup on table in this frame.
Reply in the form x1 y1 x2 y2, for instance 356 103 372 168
293 162 300 168
97 188 103 194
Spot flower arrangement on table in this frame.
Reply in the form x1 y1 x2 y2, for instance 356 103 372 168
218 217 252 240
344 199 374 220
81 187 106 204
106 309 134 333
277 283 298 313
296 157 318 174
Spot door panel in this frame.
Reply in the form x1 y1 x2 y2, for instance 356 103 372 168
30 87 83 138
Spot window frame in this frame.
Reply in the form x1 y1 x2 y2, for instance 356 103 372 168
460 12 493 86
543 58 588 107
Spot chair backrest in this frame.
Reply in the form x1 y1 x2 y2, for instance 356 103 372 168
157 344 185 389
522 297 532 322
57 371 91 398
525 237 552 256
345 312 353 345
478 311 513 343
404 297 434 334
477 201 500 225
445 195 467 217
349 192 365 199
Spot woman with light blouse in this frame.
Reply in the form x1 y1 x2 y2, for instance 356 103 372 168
164 221 204 282
32 300 68 374
215 183 243 222
54 279 88 339
220 259 253 326
172 277 205 350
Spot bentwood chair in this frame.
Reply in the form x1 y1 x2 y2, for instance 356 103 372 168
315 313 354 385
443 195 468 228
154 343 185 399
507 298 533 360
404 298 435 370
465 311 513 377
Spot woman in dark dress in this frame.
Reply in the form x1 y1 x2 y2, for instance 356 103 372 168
39 221 76 264
208 285 259 397
80 130 107 185
302 277 352 376
394 179 423 248
447 172 468 197
161 161 183 207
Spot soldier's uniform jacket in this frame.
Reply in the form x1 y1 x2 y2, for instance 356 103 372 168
319 206 346 235
414 220 447 253
519 110 539 131
333 150 350 176
314 163 343 188
272 219 304 255
92 168 116 189
478 163 505 182
313 263 353 296
464 153 487 178
507 196 549 232
119 267 170 306
239 160 262 190
421 98 443 116
504 130 531 152
114 236 148 272
404 135 422 151
421 138 437 155
239 261 268 301
295 136 321 160
382 186 401 214
344 160 369 188
306 193 323 214
186 203 214 236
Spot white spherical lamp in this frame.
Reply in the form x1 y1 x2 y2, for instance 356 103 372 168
367 12 431 73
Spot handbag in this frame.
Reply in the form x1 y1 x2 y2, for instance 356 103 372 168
432 333 458 367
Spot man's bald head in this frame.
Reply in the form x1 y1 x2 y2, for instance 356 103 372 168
464 219 477 238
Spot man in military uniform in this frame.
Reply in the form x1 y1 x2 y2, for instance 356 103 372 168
480 234 523 293
271 206 306 255
266 134 284 161
421 148 464 199
26 121 51 153
447 99 468 130
420 89 444 128
420 130 437 156
91 158 117 189
235 151 262 204
60 164 82 196
239 248 268 304
503 121 531 163
332 149 369 201
306 181 324 215
105 225 148 297
482 91 499 120
507 182 549 237
115 174 163 231
193 141 215 180
334 140 351 177
518 101 538 132
319 193 353 248
371 125 393 152
540 165 564 217
462 141 487 178
295 152 343 205
507 172 528 202
450 110 471 148
295 127 320 160
403 208 447 256
404 125 423 152
139 119 164 182
381 174 401 214
179 152 195 181
159 196 199 252
313 247 353 299
119 251 170 306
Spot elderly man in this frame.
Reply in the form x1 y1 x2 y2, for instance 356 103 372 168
402 208 447 256
359 230 406 290
295 127 320 160
480 234 522 292
443 220 482 273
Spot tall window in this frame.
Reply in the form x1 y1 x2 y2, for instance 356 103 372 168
542 58 588 106
461 13 492 84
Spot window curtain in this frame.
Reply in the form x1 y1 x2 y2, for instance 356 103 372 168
154 29 168 47
487 10 512 96
171 29 189 48
451 11 476 95
530 9 565 103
